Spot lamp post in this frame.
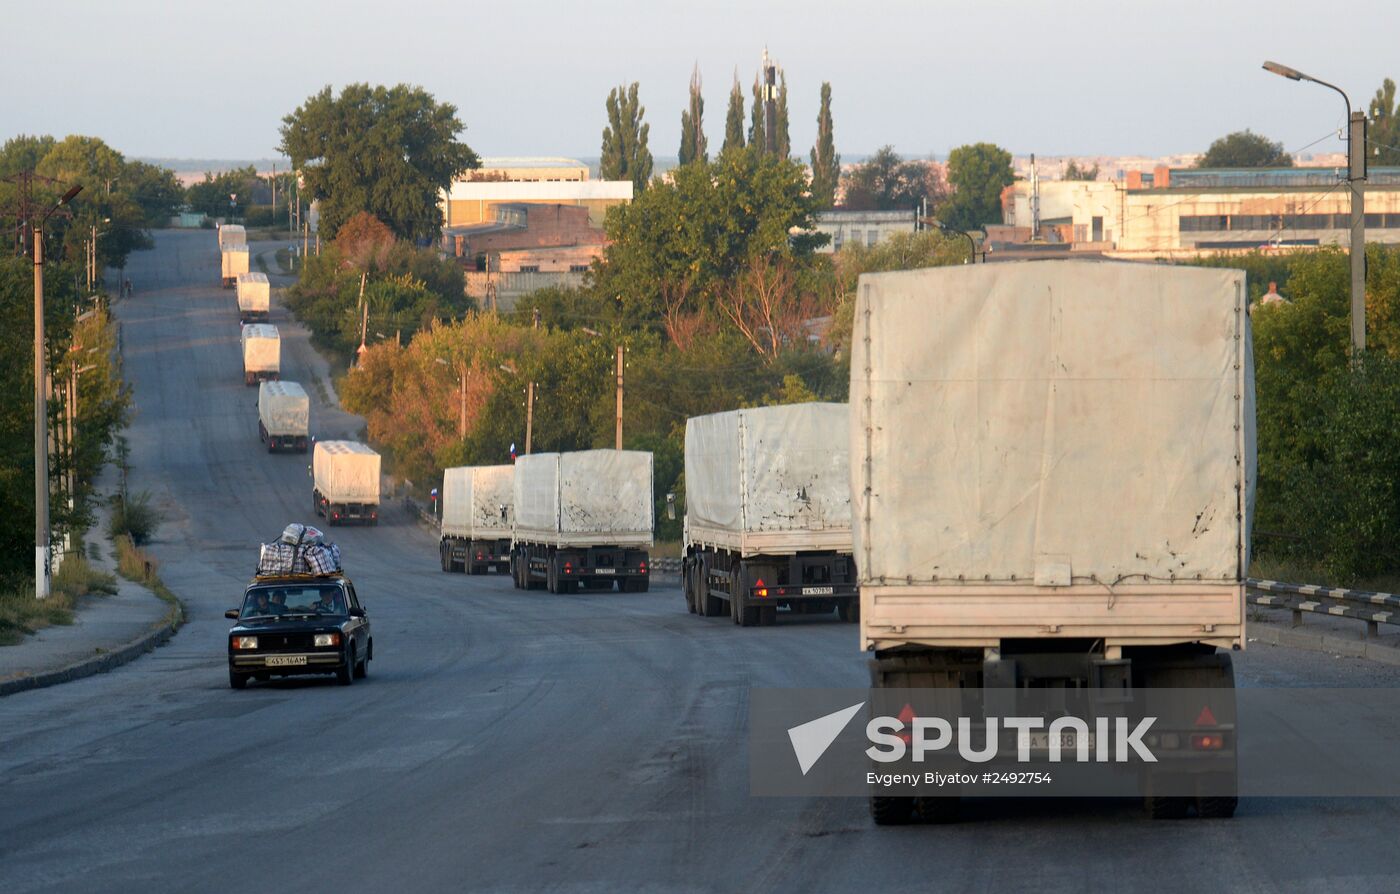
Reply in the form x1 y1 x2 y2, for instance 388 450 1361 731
1264 60 1367 355
34 183 83 599
582 327 624 449
926 218 976 264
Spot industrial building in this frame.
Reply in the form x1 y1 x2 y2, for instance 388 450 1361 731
1000 166 1400 256
812 209 918 253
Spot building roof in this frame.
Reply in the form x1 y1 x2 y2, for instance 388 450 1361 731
1148 166 1400 190
445 181 633 202
477 157 587 169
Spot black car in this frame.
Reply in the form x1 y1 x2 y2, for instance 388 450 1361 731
225 575 372 689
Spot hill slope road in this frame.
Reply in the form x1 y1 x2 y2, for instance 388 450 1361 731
2 230 1399 893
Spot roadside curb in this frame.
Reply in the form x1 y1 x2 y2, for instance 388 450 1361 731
1250 621 1400 666
0 596 185 699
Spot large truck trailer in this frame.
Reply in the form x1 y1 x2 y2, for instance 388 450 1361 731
240 324 280 386
236 271 271 323
221 245 249 288
257 380 309 453
312 440 381 526
682 403 857 626
853 261 1254 824
440 465 514 574
511 450 653 593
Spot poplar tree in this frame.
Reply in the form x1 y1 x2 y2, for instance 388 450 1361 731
809 82 839 209
723 75 746 153
678 65 707 166
774 70 791 159
601 82 653 191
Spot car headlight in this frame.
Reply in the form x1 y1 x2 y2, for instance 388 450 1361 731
233 636 258 650
314 633 341 647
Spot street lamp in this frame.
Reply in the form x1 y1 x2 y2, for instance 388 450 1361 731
1263 60 1367 355
927 218 977 264
34 183 82 599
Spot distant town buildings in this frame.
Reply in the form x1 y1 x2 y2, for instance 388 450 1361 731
998 164 1400 256
439 158 630 312
812 209 917 253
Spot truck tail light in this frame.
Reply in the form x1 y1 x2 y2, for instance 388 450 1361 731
755 577 768 598
564 561 572 575
1190 733 1225 751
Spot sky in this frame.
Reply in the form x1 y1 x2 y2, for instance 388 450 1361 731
3 0 1398 165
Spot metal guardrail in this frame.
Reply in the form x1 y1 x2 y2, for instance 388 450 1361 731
1246 578 1399 638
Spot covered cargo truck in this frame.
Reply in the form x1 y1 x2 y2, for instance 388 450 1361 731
257 380 309 453
236 271 271 323
683 403 857 626
221 245 249 287
240 324 280 386
511 450 653 593
218 223 246 251
313 440 381 526
439 465 514 574
852 261 1254 824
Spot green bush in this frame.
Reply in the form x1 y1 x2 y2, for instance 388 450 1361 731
108 490 160 545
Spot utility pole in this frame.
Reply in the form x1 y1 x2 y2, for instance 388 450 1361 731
1348 110 1368 355
458 368 468 438
615 345 624 450
303 220 309 261
526 306 539 454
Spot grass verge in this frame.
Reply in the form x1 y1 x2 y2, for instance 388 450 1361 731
0 554 119 646
114 534 183 617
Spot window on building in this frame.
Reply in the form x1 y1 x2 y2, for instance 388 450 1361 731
569 264 590 273
518 265 540 273
867 230 878 246
1092 216 1103 242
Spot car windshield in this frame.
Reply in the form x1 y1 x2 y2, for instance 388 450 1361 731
241 584 345 619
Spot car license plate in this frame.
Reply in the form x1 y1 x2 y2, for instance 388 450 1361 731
595 568 615 574
1026 732 1095 752
265 655 307 667
802 586 834 595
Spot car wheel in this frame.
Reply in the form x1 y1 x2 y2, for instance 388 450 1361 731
354 645 369 679
229 669 248 690
337 649 355 686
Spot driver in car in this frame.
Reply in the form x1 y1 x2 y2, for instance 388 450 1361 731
313 589 343 614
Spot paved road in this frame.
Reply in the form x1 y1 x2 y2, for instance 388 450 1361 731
3 230 1400 893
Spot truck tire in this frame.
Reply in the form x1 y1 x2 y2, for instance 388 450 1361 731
439 544 450 572
683 559 697 613
734 573 759 627
870 796 914 825
547 559 559 594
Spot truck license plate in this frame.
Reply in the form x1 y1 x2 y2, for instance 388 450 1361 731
1025 732 1095 752
802 586 834 595
265 655 307 667
595 568 616 574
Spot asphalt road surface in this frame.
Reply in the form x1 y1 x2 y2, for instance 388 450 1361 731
3 231 1400 893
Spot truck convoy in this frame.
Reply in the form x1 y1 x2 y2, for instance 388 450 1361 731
236 271 271 324
511 450 653 593
312 440 381 526
683 403 858 626
440 465 514 574
257 381 309 453
852 261 1253 823
241 324 280 386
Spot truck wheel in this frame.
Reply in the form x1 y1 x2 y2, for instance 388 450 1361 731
439 544 450 572
1145 796 1189 820
1196 796 1237 819
683 560 697 613
547 560 559 594
870 796 914 825
838 599 860 623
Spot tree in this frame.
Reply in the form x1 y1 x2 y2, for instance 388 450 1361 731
1369 78 1400 166
749 73 764 149
939 142 1014 231
841 146 940 211
1197 130 1293 168
600 82 653 192
185 165 262 218
1062 159 1099 181
723 76 746 153
279 83 479 243
678 65 707 166
595 150 825 329
34 135 158 270
809 83 840 210
774 71 791 159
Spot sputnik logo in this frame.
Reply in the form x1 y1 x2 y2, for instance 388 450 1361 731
787 702 865 775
